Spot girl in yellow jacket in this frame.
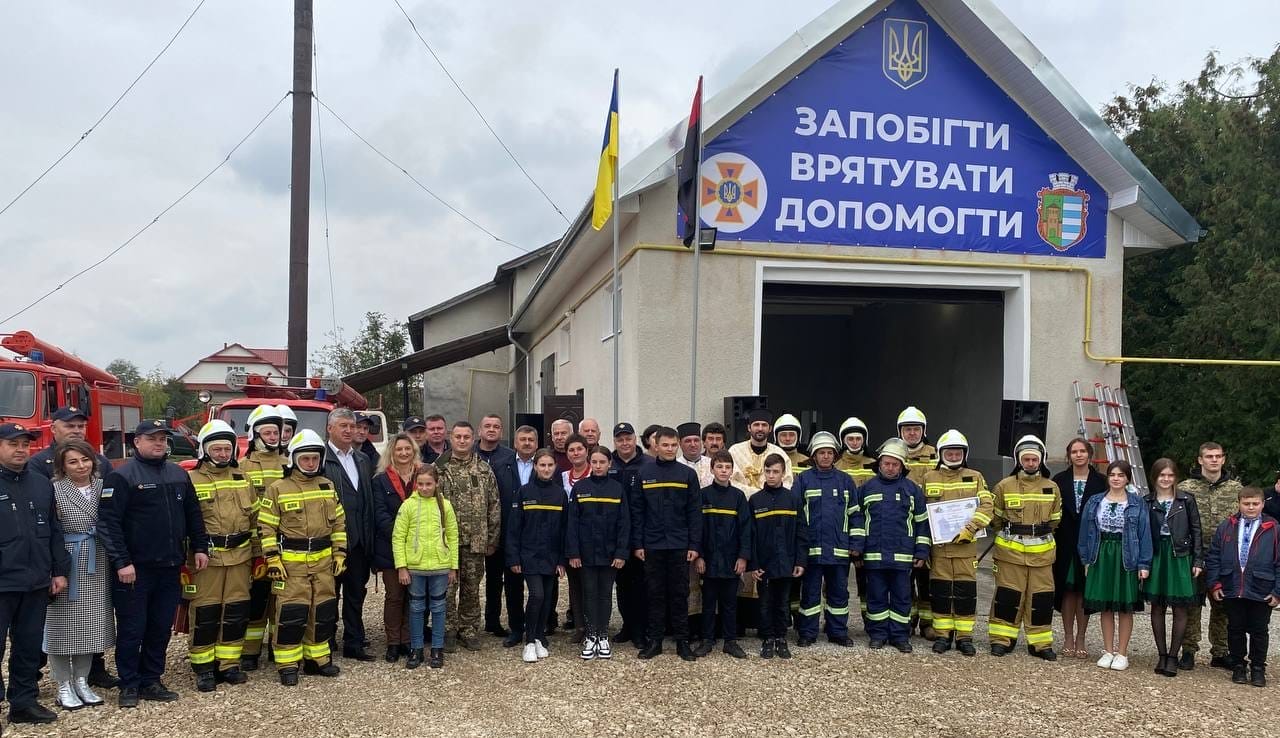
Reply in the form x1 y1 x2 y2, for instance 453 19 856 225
393 466 459 669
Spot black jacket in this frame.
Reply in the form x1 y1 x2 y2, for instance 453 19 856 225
477 444 520 551
0 464 71 592
506 477 567 576
322 445 375 552
1051 467 1107 586
359 440 381 470
699 482 752 578
98 455 207 570
372 468 414 570
629 457 702 553
28 446 114 480
565 474 630 567
749 484 808 579
609 451 651 504
1145 489 1204 568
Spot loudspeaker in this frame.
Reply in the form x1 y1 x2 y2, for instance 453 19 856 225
723 395 769 445
998 399 1049 456
515 413 545 448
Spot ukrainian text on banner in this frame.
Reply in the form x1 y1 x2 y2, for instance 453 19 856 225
696 0 1108 258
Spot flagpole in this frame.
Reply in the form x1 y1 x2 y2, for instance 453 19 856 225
611 69 621 427
688 75 703 422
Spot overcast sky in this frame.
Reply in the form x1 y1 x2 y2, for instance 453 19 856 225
1 0 1276 377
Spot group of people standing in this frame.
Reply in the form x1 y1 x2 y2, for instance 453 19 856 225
2 399 1277 728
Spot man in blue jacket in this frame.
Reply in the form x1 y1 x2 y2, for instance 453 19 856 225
0 422 71 725
98 419 208 708
476 414 520 641
632 427 702 661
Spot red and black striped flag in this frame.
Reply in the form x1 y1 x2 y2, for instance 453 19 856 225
677 76 703 247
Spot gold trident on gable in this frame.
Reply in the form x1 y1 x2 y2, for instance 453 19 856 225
887 24 923 83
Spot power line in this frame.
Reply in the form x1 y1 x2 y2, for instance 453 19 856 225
0 0 208 219
390 0 570 225
0 92 291 328
312 94 529 253
313 23 340 339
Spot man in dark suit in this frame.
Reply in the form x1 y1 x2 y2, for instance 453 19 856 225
322 408 376 661
475 414 520 640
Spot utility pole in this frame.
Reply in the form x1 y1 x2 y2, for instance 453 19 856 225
286 0 314 380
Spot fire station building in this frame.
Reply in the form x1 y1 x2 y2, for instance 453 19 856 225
375 0 1198 477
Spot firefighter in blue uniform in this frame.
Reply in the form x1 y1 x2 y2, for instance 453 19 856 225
793 432 857 647
850 438 930 652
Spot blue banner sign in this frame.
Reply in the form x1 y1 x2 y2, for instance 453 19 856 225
696 0 1108 258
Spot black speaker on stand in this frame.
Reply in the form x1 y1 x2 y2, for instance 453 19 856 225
998 400 1049 456
723 395 769 445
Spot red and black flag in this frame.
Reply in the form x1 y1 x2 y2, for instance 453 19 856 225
676 76 703 247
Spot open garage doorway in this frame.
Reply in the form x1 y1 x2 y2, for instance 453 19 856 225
759 283 1006 482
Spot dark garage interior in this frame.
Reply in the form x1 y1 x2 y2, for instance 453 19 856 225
759 283 1007 482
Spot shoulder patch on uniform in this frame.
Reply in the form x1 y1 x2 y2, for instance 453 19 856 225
100 487 114 498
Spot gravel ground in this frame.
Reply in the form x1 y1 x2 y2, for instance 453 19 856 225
10 564 1276 737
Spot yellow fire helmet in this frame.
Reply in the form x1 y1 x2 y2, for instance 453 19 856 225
286 429 327 472
936 429 969 468
807 431 840 456
896 406 927 433
877 437 910 465
196 419 238 463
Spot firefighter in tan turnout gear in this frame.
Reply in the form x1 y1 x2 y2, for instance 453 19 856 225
238 404 287 671
897 406 938 639
186 420 256 691
988 434 1062 660
833 417 875 486
920 429 992 657
774 413 810 473
257 430 347 685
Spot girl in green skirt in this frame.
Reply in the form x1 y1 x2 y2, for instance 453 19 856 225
1078 461 1152 672
1143 458 1203 677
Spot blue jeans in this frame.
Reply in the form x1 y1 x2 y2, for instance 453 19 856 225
409 574 448 650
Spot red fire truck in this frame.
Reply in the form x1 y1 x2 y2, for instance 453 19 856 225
0 330 144 463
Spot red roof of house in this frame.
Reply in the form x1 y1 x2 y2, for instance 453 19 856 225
245 348 288 368
180 344 289 383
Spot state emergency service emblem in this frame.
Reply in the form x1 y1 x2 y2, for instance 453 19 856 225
699 152 768 233
883 18 927 90
1036 173 1090 251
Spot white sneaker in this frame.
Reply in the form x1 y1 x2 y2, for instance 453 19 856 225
1110 654 1129 671
580 636 598 660
535 640 549 659
596 636 612 660
1096 651 1114 669
522 643 538 663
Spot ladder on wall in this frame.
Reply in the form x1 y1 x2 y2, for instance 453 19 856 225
1073 381 1149 493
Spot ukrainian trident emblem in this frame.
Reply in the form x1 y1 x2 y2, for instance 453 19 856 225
883 18 927 90
1036 173 1091 251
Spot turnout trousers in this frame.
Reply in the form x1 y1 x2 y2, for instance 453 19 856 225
271 563 338 670
988 561 1054 649
188 561 252 672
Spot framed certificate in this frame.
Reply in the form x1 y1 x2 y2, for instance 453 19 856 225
926 498 988 544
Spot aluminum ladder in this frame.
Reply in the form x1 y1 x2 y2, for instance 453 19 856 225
1072 380 1149 493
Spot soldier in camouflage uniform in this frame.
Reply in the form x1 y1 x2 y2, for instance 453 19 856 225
434 421 500 652
1178 442 1242 670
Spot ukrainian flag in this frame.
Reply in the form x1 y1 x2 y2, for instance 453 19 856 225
592 69 619 230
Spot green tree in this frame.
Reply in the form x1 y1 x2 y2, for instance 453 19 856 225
136 367 171 419
311 311 421 427
105 359 142 386
1109 49 1280 484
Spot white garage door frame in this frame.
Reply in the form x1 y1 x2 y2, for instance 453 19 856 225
751 260 1031 401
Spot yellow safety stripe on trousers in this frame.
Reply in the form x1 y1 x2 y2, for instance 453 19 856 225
303 642 331 659
189 647 216 664
864 610 890 621
931 617 956 630
864 553 882 561
274 645 304 664
994 536 1055 554
825 604 850 615
245 627 265 641
579 497 622 504
642 482 690 490
1026 630 1055 646
808 547 850 557
257 511 281 526
799 604 823 616
887 611 912 624
280 548 334 563
988 623 1021 638
953 619 976 633
703 508 737 516
214 645 243 660
523 504 563 512
754 509 797 519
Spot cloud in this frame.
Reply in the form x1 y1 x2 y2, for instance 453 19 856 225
1 0 1277 377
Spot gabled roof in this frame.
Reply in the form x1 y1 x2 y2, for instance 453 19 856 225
179 343 288 382
511 0 1201 334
